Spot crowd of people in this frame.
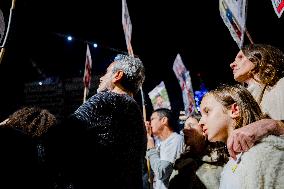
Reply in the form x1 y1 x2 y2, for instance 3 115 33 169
0 43 284 189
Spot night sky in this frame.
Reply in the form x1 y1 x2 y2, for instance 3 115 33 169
1 0 284 120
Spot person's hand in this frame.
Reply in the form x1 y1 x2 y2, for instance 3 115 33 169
227 127 255 160
183 123 206 154
183 126 204 145
227 119 278 160
145 121 152 138
145 121 155 149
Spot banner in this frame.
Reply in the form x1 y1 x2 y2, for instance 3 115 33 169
219 0 247 48
83 44 92 94
173 54 196 116
271 0 284 18
148 81 171 110
0 0 15 48
122 0 133 55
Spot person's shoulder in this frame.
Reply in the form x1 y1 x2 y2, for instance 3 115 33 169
175 132 184 140
95 91 135 103
238 135 284 187
73 93 107 118
84 91 114 102
260 135 284 149
170 132 184 143
87 92 107 102
278 77 284 83
243 135 284 161
274 77 284 88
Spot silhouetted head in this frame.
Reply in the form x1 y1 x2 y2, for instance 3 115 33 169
4 107 56 138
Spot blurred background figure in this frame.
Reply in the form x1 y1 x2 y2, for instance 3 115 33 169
0 106 57 189
145 108 184 189
170 113 228 189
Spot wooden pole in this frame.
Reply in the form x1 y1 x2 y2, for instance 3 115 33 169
0 0 16 64
245 30 254 45
0 48 5 64
122 2 151 186
12 0 16 9
128 42 152 189
83 87 87 103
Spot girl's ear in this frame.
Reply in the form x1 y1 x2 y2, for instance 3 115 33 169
230 103 240 119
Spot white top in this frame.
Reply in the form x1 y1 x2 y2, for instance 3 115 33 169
220 135 284 189
153 132 184 189
261 77 284 120
247 77 284 120
159 132 184 163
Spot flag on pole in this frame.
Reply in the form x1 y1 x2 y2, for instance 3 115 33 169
173 54 196 117
0 0 16 48
271 0 284 18
83 44 92 94
0 0 16 64
0 9 5 45
122 0 133 55
219 0 247 48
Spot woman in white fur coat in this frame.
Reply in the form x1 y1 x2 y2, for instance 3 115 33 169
198 84 284 189
228 44 284 159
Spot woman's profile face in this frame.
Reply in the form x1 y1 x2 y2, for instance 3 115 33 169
230 50 256 83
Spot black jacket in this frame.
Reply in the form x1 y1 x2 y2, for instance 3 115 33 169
46 91 147 189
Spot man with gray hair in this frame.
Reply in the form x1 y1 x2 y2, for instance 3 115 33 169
46 54 146 189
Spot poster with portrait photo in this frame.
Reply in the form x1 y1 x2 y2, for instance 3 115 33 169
172 54 187 88
148 81 171 110
172 53 196 116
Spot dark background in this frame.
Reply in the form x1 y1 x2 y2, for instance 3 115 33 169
0 0 284 120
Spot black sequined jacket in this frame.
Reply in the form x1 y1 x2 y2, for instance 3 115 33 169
47 91 147 189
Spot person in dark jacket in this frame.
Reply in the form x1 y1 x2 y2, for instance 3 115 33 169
0 106 57 189
46 54 147 189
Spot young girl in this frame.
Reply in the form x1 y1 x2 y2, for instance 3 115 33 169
199 84 284 189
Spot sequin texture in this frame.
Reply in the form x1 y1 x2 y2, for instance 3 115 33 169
59 91 147 188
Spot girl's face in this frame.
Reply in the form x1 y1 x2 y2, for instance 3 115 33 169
199 95 231 142
230 50 256 83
